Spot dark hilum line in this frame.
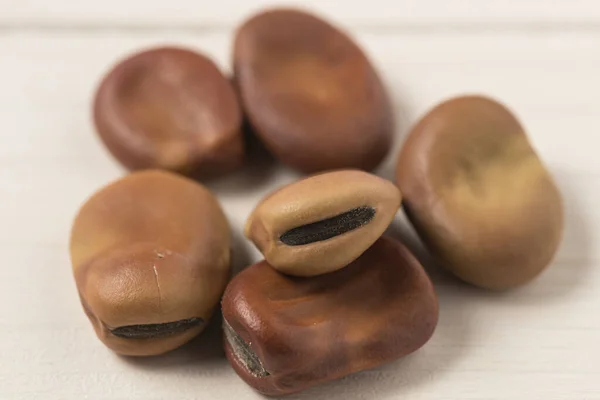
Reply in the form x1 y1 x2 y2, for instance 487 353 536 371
280 206 376 246
110 317 204 339
223 319 270 378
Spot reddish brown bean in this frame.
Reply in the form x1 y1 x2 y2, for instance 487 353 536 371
94 47 243 178
222 236 438 396
233 9 394 173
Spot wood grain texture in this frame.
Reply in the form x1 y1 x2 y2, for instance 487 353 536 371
2 0 600 27
0 25 599 400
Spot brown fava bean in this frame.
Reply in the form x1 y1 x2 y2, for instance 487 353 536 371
222 236 439 396
396 95 564 290
70 170 231 356
233 8 394 173
94 47 243 178
245 170 401 276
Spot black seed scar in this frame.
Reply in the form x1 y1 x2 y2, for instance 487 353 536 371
224 319 270 378
110 317 204 339
280 206 376 246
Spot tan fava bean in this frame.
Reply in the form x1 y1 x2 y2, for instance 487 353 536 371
233 8 394 173
396 95 564 290
94 47 244 178
222 236 439 396
69 170 231 356
245 170 401 276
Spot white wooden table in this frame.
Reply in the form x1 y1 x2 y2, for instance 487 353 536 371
1 1 599 399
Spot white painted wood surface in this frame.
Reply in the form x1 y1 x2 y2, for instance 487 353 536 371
1 2 599 399
3 0 600 27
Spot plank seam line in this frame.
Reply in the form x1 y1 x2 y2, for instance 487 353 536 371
3 21 600 34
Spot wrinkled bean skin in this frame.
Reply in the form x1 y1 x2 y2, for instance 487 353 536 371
245 170 401 276
222 236 439 396
70 170 231 356
396 95 564 290
94 47 244 178
233 9 394 173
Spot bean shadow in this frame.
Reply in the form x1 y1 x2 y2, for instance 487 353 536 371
203 77 280 195
384 214 459 286
375 80 416 183
231 225 256 276
204 117 280 196
280 346 450 400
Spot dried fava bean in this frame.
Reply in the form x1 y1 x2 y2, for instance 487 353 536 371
233 8 394 173
222 236 439 396
70 170 231 356
396 95 564 290
279 206 376 246
245 170 401 276
94 47 244 178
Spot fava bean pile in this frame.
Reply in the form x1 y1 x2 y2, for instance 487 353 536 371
69 7 563 397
